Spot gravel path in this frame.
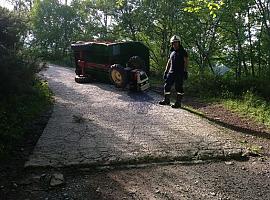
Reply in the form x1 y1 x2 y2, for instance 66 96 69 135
2 65 270 200
26 65 245 168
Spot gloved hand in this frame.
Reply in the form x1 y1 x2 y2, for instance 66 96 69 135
163 71 168 80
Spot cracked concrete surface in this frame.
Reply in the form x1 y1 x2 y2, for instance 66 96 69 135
25 65 245 168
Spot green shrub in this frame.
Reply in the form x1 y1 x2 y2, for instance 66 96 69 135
185 73 270 101
0 80 52 158
49 53 74 68
0 7 52 158
0 7 35 100
185 72 270 128
224 91 270 128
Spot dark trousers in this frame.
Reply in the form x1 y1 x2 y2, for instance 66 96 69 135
164 72 184 94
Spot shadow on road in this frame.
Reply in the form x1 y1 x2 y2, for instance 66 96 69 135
182 107 270 140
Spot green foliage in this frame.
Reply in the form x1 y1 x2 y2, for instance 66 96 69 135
223 91 270 128
116 0 125 7
0 7 27 48
0 7 35 99
5 0 270 99
0 80 53 157
4 0 266 78
184 0 225 18
0 6 52 157
24 0 270 79
30 0 82 59
185 72 270 128
49 54 75 68
185 73 270 100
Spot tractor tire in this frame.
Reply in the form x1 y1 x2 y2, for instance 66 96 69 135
109 64 128 88
75 75 91 84
127 56 145 70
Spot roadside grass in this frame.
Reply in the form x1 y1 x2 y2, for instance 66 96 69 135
149 76 270 130
182 106 204 115
187 92 270 130
222 91 270 129
0 80 53 158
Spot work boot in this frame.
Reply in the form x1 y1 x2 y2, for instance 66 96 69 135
171 94 183 108
159 94 170 105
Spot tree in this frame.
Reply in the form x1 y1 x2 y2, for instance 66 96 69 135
7 0 34 13
12 0 268 78
0 6 32 98
254 0 270 75
31 0 84 59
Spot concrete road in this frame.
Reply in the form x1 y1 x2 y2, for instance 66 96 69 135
25 65 245 168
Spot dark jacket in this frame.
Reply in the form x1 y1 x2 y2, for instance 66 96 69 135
169 45 188 74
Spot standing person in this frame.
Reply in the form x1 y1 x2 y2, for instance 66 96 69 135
159 35 188 108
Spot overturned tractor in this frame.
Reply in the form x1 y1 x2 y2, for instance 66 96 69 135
71 41 150 91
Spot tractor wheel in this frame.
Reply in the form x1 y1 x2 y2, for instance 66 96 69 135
127 56 145 70
109 64 128 88
75 75 91 84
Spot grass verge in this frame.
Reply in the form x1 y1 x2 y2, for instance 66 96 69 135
222 91 270 129
0 79 53 158
149 76 270 130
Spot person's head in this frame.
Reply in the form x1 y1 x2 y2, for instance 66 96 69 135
170 35 181 50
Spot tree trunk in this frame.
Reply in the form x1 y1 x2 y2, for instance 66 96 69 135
233 42 241 79
161 29 169 59
247 7 255 77
268 42 270 76
256 0 270 76
103 12 108 38
235 24 248 77
258 30 262 76
256 0 270 39
206 55 215 74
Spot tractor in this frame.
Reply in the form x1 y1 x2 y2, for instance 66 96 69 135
71 41 150 91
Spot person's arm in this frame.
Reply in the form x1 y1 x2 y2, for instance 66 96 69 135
165 59 171 73
163 59 171 79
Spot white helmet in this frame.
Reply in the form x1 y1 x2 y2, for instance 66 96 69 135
170 35 181 43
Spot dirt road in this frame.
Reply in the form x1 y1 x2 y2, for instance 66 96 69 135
26 65 245 168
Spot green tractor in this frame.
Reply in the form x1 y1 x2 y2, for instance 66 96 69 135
71 41 150 91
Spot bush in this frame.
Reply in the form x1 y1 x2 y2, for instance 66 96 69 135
185 73 270 101
0 80 52 157
224 91 270 128
0 7 51 157
0 7 35 100
48 53 75 68
185 72 270 128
